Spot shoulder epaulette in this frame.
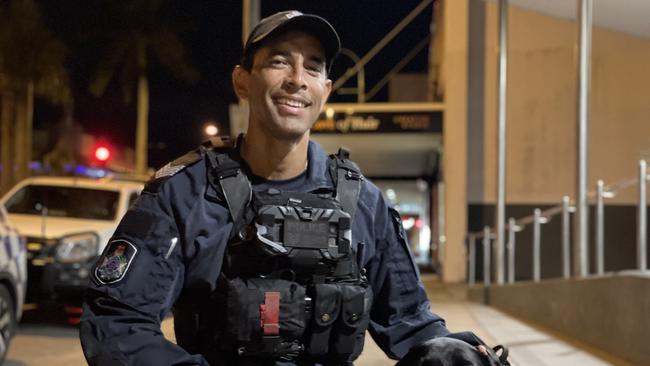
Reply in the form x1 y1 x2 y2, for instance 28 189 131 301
144 136 238 193
157 150 202 179
145 135 242 194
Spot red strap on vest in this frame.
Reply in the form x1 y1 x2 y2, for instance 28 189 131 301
260 291 280 336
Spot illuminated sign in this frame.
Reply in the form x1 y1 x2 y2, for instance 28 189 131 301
312 111 442 134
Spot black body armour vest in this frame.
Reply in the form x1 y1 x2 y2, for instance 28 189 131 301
174 142 373 366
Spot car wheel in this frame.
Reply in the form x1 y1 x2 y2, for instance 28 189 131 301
0 284 16 364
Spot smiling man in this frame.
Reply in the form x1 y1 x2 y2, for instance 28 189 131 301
79 10 505 366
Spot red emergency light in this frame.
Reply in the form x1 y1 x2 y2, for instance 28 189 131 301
94 146 111 162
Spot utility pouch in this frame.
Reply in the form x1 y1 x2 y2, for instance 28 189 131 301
330 283 373 358
304 282 373 360
224 277 307 357
305 283 340 356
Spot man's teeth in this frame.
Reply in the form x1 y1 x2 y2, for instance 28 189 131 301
276 98 307 108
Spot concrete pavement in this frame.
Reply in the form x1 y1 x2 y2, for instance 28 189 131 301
391 276 630 366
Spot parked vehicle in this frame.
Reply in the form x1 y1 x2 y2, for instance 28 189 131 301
0 176 143 322
0 203 27 363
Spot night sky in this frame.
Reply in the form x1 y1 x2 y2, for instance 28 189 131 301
34 1 433 168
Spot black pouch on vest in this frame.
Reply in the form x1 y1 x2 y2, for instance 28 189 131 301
305 283 340 356
330 283 373 359
225 277 307 355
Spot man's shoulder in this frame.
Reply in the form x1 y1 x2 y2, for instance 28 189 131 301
144 148 206 194
359 177 385 207
144 136 239 194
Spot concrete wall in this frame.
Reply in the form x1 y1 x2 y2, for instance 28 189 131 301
468 275 650 366
473 3 650 205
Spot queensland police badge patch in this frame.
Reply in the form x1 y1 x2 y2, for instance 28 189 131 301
94 240 137 285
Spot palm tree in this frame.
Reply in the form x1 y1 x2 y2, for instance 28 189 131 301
90 0 199 174
0 0 71 193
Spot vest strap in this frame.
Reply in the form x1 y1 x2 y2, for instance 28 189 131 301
330 148 363 222
206 148 252 236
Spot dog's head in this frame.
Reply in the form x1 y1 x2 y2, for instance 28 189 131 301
396 337 502 366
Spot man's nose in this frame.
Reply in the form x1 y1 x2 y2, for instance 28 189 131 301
284 65 307 90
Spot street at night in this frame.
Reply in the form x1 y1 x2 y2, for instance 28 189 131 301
2 0 650 365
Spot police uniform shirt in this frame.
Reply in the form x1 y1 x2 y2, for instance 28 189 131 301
79 141 450 366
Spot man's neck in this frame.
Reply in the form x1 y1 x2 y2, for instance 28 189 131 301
240 128 310 180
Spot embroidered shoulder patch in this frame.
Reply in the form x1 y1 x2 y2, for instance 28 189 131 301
94 240 137 285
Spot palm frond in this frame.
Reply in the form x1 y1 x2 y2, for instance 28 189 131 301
150 28 199 83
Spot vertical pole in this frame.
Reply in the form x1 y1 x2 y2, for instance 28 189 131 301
562 195 572 279
238 0 260 136
338 49 366 103
135 72 149 175
483 226 491 287
507 217 516 284
495 0 508 286
574 0 593 278
533 209 542 282
468 235 476 285
24 82 34 180
639 160 647 272
596 180 605 275
1 92 16 193
241 0 260 45
242 0 250 45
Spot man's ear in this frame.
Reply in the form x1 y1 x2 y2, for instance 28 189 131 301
232 66 249 100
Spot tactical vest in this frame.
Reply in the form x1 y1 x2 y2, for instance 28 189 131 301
175 139 372 366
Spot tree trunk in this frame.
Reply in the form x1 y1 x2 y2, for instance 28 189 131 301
1 92 15 194
13 88 26 183
135 73 149 175
135 41 149 175
23 82 34 179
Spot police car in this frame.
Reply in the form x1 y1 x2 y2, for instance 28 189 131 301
0 176 143 318
0 203 26 363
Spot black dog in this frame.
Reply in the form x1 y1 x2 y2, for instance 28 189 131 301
396 337 509 366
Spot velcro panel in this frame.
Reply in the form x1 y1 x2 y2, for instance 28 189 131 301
261 292 280 336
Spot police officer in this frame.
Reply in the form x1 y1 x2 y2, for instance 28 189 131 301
80 10 505 366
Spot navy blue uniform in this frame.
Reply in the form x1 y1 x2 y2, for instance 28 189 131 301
80 141 450 365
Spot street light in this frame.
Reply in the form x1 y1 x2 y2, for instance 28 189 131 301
337 48 366 103
204 123 219 137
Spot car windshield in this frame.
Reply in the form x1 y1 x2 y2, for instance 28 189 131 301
5 185 120 221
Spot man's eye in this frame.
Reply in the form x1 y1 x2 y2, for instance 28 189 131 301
306 65 324 74
271 59 288 66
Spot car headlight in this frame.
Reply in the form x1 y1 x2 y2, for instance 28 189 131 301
56 233 99 264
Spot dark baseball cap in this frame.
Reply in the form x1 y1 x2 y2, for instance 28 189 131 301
241 10 341 72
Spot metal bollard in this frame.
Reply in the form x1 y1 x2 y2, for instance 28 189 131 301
596 180 605 275
468 235 476 286
533 209 541 282
532 209 548 282
562 196 573 279
483 226 491 287
507 217 516 284
639 160 647 272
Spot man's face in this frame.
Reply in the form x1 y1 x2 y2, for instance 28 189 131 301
234 31 332 141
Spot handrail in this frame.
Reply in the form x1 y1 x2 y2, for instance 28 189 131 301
467 160 650 285
468 164 650 237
